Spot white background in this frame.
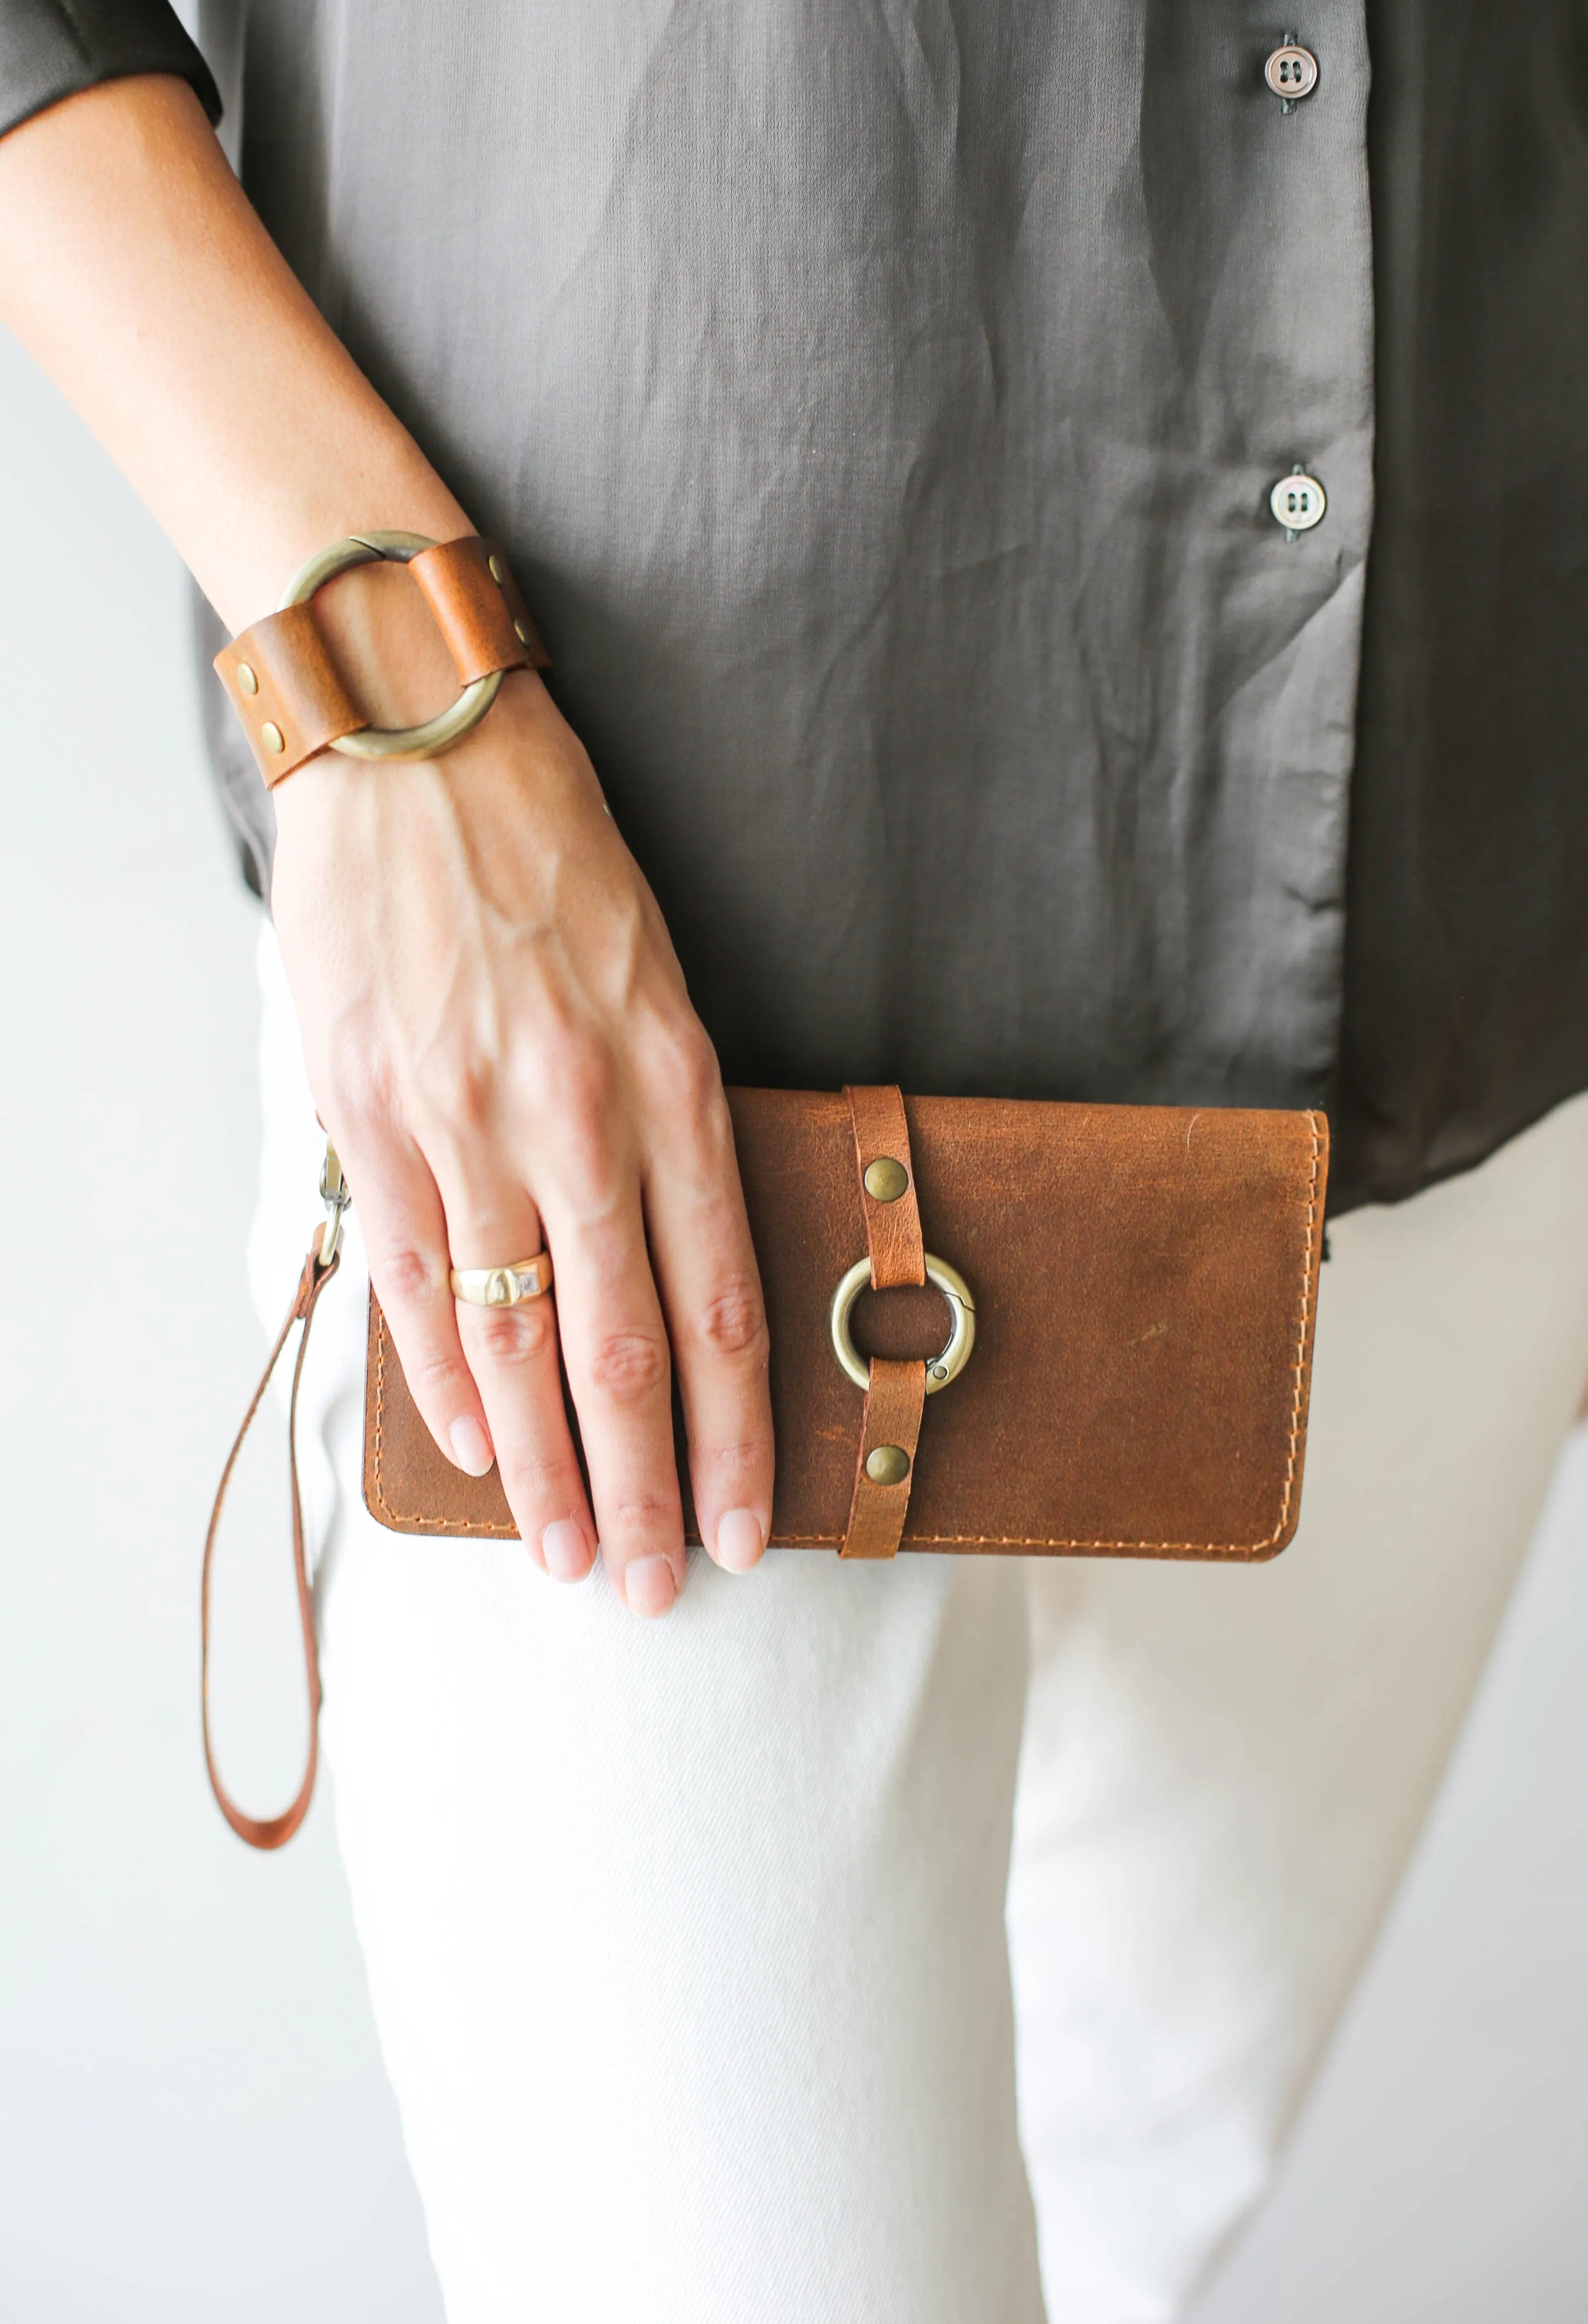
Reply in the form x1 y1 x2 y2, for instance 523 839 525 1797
1 318 1586 2321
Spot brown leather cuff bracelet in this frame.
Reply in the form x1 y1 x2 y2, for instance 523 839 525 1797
213 530 551 787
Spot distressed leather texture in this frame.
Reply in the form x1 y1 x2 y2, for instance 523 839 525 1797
214 603 367 785
846 1081 926 1289
409 535 550 687
842 1358 927 1561
363 1091 1328 1559
213 535 549 785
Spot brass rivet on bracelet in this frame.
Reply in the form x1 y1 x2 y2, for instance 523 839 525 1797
514 620 529 645
865 1444 910 1487
863 1157 909 1203
261 722 285 754
236 663 258 696
489 553 506 583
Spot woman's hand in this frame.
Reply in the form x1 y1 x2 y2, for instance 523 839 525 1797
0 76 772 1615
271 578 772 1614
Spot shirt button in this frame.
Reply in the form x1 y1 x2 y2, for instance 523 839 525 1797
1264 38 1320 108
1270 467 1327 538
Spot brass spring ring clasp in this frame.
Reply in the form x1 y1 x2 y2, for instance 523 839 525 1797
829 1253 976 1394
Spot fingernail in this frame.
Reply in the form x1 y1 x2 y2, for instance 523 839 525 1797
449 1415 494 1476
541 1519 591 1583
623 1552 679 1618
715 1508 766 1573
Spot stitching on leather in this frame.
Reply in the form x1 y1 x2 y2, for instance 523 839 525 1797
370 1311 518 1537
368 1114 1322 1554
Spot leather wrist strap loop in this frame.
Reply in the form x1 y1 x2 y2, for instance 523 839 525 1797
840 1085 927 1560
213 532 550 788
200 1236 339 1850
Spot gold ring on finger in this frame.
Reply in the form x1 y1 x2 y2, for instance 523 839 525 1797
449 1253 555 1307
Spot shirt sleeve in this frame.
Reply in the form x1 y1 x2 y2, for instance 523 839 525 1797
0 0 221 141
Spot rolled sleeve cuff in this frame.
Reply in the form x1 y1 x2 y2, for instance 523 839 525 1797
0 0 221 141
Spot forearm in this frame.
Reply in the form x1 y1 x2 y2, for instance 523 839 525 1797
0 73 465 655
0 69 773 1612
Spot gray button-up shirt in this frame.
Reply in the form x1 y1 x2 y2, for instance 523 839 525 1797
6 1 1587 1212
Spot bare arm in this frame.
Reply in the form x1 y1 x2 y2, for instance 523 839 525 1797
0 74 773 1612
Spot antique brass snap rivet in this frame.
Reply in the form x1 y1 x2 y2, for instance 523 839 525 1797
514 619 530 644
261 722 285 754
866 1445 911 1487
864 1157 909 1202
236 663 259 695
489 554 506 583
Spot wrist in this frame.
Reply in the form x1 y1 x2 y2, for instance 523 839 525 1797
195 374 472 627
224 462 474 723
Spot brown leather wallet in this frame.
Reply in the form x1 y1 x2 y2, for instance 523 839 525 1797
205 1085 1326 1851
364 1088 1328 1561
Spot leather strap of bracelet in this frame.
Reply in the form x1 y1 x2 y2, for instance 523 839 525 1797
839 1085 927 1560
213 533 550 787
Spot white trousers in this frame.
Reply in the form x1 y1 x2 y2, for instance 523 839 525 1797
250 928 1588 2323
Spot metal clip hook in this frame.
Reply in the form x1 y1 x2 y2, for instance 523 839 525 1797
318 1141 352 1268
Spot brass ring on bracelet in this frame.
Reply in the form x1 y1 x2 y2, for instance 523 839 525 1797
278 529 502 762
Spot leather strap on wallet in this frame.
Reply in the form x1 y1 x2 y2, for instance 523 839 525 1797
200 1235 339 1850
213 535 550 786
840 1085 927 1559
